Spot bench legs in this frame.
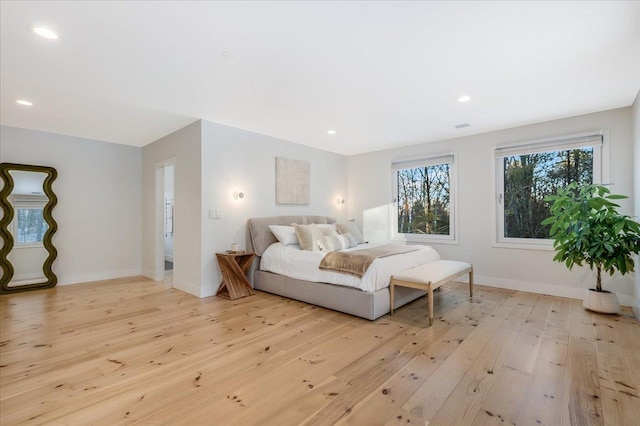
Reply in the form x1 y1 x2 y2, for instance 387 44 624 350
428 285 434 326
390 281 395 315
389 266 473 326
428 271 472 325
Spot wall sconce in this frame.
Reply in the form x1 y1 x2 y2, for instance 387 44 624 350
336 198 345 205
233 191 245 200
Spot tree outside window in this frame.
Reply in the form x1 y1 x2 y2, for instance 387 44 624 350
16 207 49 243
503 148 593 239
393 155 455 241
496 133 602 245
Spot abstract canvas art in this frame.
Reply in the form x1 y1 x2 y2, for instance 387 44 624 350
275 157 310 205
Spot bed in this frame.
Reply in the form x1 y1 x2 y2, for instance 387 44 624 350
247 215 441 320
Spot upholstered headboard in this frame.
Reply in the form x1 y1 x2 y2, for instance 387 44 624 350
247 215 336 256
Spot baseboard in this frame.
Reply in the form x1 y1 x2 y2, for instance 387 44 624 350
52 268 640 313
173 279 201 297
58 269 201 299
200 286 217 298
617 293 637 309
58 269 142 286
9 276 50 286
10 273 47 285
471 274 636 307
44 267 205 298
141 268 156 280
12 272 45 281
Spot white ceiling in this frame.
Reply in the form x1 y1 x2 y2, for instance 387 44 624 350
1 1 639 156
9 170 46 196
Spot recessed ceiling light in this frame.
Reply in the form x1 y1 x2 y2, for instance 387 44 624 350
457 95 471 103
32 27 59 40
327 130 337 135
16 99 33 106
454 123 470 129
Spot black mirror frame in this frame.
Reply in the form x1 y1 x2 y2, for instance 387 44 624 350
0 163 58 293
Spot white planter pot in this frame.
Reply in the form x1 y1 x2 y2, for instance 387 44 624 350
582 289 620 314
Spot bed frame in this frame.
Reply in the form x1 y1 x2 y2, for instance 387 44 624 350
247 215 427 320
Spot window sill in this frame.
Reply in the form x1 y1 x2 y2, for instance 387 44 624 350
393 236 459 246
14 243 45 249
493 241 554 251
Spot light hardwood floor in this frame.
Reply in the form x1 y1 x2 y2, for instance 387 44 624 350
1 276 639 425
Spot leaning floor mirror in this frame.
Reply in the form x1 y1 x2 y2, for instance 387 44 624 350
0 163 58 293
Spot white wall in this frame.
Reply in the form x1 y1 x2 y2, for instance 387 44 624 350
348 108 636 306
7 246 48 283
4 118 347 297
142 121 201 296
200 120 348 297
632 92 640 318
4 106 633 307
0 125 142 284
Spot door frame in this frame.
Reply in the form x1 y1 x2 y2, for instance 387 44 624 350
154 158 176 281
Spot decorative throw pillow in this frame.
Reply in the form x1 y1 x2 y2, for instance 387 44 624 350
268 225 298 245
318 234 349 253
293 223 321 251
342 232 359 248
317 223 339 237
336 220 364 244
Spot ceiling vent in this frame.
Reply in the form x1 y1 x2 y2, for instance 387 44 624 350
454 123 470 129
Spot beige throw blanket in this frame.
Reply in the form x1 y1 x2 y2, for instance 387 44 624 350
319 244 420 277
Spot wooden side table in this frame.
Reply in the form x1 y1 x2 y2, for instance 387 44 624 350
215 252 256 300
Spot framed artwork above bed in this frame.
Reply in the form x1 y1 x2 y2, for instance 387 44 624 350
275 157 310 205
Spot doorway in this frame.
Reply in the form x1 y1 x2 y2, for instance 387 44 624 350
163 164 174 273
155 159 176 283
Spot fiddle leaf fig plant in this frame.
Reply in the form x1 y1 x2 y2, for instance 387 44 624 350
542 183 640 292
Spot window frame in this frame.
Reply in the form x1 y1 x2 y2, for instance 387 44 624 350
10 195 49 248
390 153 458 245
493 131 607 250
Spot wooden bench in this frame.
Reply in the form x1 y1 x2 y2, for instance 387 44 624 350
390 260 473 325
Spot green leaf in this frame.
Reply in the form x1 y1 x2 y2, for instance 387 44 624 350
606 194 627 200
544 183 640 287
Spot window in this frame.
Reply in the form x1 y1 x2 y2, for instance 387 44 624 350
495 133 603 247
11 196 49 245
392 154 456 242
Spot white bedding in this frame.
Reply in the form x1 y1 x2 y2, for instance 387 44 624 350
260 242 441 292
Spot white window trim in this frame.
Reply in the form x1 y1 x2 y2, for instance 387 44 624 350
10 195 49 247
492 130 608 250
390 153 459 245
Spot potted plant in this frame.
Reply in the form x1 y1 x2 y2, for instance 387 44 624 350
542 183 640 314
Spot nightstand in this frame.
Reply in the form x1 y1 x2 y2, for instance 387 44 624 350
215 252 256 300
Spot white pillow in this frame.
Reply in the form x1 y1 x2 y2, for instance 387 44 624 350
336 220 365 244
268 225 298 245
342 232 358 248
